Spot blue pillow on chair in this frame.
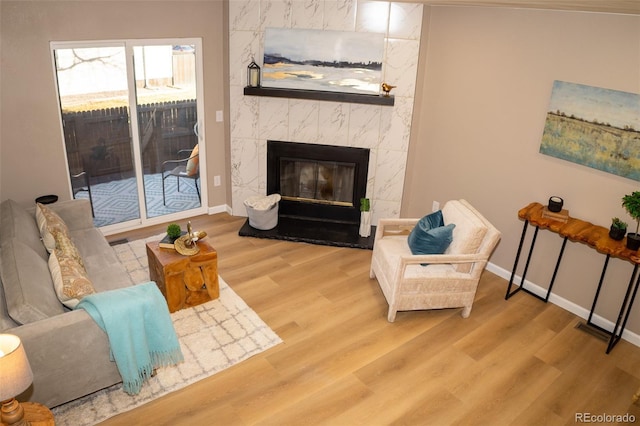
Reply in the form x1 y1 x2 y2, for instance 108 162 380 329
408 210 456 256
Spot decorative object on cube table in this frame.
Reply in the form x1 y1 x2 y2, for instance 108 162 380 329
622 191 640 250
547 196 564 212
609 217 628 241
174 221 202 256
160 223 185 249
247 58 261 88
167 223 181 239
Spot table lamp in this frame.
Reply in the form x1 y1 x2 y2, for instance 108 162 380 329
0 334 34 426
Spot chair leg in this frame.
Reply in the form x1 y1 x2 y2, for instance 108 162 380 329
461 306 472 318
85 173 95 218
87 185 95 218
387 308 397 322
162 175 167 205
194 178 201 202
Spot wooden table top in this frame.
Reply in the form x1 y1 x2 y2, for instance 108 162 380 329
22 401 55 426
146 239 216 265
519 202 640 264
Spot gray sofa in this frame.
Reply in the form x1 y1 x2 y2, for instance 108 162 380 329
0 198 133 408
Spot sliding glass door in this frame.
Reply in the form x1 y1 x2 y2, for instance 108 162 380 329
52 39 206 231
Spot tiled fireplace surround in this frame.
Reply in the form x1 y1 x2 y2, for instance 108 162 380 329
229 0 423 227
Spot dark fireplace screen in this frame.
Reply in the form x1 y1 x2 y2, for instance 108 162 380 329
280 159 355 206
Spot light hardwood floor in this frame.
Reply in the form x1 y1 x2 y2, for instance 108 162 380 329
103 213 640 425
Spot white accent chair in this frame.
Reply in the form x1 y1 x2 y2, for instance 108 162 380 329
370 199 501 322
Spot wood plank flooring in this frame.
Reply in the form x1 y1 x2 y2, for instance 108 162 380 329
102 213 640 425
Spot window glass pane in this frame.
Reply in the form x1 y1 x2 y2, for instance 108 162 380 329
55 46 140 226
133 44 201 218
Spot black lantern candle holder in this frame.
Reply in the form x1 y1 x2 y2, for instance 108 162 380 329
247 59 261 88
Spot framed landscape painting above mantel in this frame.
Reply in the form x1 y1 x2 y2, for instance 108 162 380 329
262 28 385 96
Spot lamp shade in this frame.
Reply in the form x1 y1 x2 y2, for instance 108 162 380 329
0 334 33 401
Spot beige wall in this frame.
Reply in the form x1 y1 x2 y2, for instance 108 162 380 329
405 6 640 337
0 1 227 208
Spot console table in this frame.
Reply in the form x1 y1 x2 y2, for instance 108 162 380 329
505 202 640 353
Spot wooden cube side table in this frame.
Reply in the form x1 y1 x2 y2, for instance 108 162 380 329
146 240 219 313
21 402 55 426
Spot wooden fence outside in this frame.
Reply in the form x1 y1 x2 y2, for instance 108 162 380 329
63 99 197 180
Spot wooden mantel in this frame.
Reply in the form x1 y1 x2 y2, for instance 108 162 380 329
243 86 395 106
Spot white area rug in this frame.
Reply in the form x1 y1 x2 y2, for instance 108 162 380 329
51 235 282 425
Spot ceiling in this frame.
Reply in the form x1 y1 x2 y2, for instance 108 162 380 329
421 0 640 15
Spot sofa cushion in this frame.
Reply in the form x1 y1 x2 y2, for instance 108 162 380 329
0 199 48 260
375 235 459 281
442 200 488 273
70 228 133 292
1 239 66 324
36 202 71 253
0 281 20 331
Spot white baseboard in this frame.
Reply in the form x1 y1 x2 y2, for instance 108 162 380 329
486 262 640 349
207 204 232 215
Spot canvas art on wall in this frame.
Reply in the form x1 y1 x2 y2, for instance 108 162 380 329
540 80 640 181
262 28 384 95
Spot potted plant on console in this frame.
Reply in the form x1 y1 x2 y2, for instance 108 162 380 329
609 217 627 241
622 191 640 250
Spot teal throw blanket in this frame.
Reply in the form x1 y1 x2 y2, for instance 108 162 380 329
76 282 184 395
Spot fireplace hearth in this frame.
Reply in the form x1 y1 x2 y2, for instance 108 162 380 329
239 140 375 249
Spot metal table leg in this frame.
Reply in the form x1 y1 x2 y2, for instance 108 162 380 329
545 236 568 302
586 254 611 327
506 221 565 302
505 220 529 299
606 264 640 353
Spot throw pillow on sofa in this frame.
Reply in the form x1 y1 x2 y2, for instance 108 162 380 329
52 229 85 267
49 236 95 309
36 202 71 252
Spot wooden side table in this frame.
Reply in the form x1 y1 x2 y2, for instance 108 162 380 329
22 402 55 426
146 240 219 313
